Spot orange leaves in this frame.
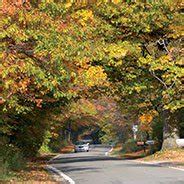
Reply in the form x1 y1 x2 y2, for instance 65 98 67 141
139 114 153 132
57 21 67 32
18 78 30 93
139 114 153 123
35 99 43 108
2 0 31 14
0 97 5 105
139 110 158 132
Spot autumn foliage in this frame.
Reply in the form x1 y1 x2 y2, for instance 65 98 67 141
0 1 183 178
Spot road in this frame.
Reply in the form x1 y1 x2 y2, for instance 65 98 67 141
50 145 184 184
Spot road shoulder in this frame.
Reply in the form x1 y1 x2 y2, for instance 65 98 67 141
110 146 184 171
47 154 75 184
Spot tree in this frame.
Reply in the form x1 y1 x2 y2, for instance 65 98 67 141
1 0 183 159
90 1 183 149
0 1 108 156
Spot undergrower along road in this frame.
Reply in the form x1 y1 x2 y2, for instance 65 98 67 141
49 145 184 184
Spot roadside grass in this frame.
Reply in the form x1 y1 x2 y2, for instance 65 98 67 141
111 143 149 159
111 144 184 168
140 148 184 162
111 146 148 159
0 153 60 184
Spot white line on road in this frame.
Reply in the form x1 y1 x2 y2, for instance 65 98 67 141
47 165 75 184
105 147 113 156
131 160 184 172
168 166 184 172
47 154 75 184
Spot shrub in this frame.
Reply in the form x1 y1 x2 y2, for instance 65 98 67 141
49 138 62 152
0 137 26 180
121 139 142 153
39 131 52 154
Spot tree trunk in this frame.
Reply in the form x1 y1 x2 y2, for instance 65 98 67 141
161 110 179 150
67 121 71 142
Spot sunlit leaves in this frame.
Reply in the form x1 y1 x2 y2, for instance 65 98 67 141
1 0 183 135
83 66 107 87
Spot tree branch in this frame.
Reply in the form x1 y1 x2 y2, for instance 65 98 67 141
150 71 168 89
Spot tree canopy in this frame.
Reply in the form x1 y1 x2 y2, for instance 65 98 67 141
0 0 183 161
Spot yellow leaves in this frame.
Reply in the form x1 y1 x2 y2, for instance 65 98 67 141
134 86 142 93
175 58 184 66
72 10 94 26
65 3 72 8
84 66 107 87
51 132 59 138
114 60 123 67
133 85 147 93
139 115 152 132
74 65 108 89
112 0 121 4
160 55 172 64
138 56 152 66
138 101 152 108
107 44 128 60
51 79 58 87
69 99 97 118
76 57 90 69
169 25 184 39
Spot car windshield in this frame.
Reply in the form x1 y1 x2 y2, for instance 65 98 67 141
75 141 86 145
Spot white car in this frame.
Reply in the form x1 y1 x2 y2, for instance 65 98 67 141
74 141 90 152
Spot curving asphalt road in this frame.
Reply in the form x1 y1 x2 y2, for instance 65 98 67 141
49 145 184 184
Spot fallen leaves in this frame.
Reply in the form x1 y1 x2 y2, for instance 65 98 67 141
2 154 60 184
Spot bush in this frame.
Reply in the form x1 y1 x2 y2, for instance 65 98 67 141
49 138 62 152
0 137 26 180
39 131 52 154
121 139 142 153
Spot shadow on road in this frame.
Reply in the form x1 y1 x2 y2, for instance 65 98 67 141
50 154 162 169
56 166 100 173
50 155 121 164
